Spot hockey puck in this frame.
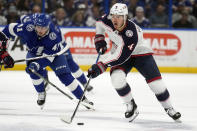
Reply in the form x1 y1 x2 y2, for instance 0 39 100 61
77 122 84 125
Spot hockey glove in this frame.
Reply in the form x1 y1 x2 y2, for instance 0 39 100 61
0 32 8 42
87 62 107 78
0 51 14 68
94 34 107 54
26 62 40 74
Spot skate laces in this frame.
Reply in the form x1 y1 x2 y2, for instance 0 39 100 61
125 101 133 112
84 83 92 89
166 107 177 116
38 92 45 100
83 97 90 103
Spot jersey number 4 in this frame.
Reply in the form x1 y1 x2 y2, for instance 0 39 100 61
128 44 134 50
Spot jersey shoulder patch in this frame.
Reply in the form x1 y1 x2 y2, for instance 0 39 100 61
125 30 133 37
25 24 34 32
49 32 57 40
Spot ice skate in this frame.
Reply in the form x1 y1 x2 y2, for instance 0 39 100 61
165 107 181 122
82 96 94 109
37 91 46 110
125 99 139 122
83 83 94 92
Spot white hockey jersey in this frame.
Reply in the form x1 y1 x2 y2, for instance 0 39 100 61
96 15 153 67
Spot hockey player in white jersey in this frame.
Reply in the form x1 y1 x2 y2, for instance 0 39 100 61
87 3 181 122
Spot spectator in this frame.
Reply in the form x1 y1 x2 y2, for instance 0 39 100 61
52 7 72 26
63 0 76 19
0 2 7 25
151 0 169 13
46 0 63 13
143 0 154 18
173 10 194 28
173 3 197 28
132 6 150 28
6 5 19 24
32 4 41 13
127 0 147 19
16 0 31 15
0 1 6 15
184 7 197 28
172 2 187 23
149 4 168 28
76 3 89 22
173 0 192 13
0 15 7 25
192 0 197 18
71 10 86 27
85 0 104 15
85 5 101 27
127 0 138 19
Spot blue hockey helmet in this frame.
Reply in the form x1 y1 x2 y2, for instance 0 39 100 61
34 13 51 27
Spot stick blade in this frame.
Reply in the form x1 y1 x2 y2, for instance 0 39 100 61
60 115 72 124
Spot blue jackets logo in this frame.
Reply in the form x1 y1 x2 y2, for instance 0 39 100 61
125 30 133 37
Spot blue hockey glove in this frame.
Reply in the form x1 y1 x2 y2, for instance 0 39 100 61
26 62 40 74
94 34 107 55
87 62 107 78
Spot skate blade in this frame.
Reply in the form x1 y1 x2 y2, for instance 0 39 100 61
39 104 45 110
128 109 139 122
174 118 182 123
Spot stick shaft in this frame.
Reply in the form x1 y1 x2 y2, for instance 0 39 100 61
0 45 69 65
69 52 101 123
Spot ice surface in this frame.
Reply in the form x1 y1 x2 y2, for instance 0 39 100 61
0 71 197 131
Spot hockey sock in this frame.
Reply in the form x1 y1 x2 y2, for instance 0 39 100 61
76 74 87 85
148 79 173 109
32 78 45 93
71 85 83 99
30 70 45 93
115 83 133 103
58 73 84 99
72 68 87 85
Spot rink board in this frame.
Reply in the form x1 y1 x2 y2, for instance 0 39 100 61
1 27 197 73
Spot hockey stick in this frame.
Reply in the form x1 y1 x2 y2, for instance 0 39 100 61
61 52 102 124
0 45 69 65
29 68 95 110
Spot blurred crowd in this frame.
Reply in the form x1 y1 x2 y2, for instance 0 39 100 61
0 0 197 29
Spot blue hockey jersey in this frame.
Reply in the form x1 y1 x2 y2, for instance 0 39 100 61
2 14 67 57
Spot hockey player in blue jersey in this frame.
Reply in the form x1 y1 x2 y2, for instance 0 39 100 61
20 14 93 92
2 13 93 108
88 3 181 122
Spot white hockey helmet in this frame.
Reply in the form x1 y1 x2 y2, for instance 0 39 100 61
110 3 128 16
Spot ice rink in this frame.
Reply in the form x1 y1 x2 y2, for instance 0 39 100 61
0 71 197 131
